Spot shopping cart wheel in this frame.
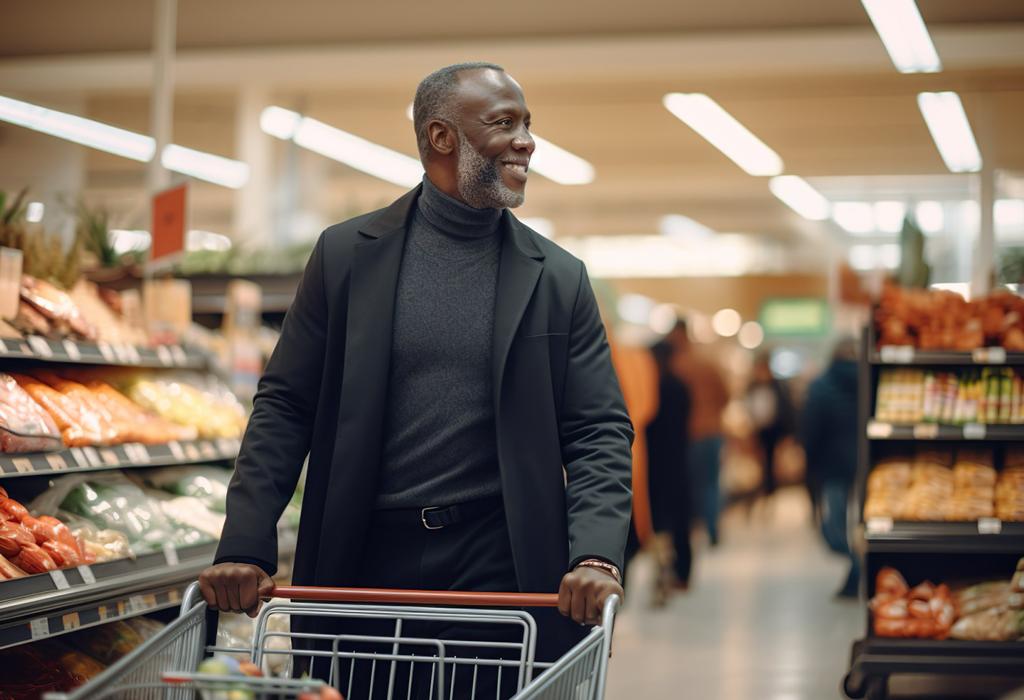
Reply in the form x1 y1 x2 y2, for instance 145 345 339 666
842 670 865 698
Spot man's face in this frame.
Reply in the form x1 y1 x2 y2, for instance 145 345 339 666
451 69 536 209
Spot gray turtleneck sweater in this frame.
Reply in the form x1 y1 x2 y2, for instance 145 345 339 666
375 177 503 508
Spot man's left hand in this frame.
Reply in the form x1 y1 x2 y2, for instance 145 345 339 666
557 564 623 626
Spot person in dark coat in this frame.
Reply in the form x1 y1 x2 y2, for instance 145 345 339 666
746 353 795 503
198 62 633 696
645 340 694 588
799 337 860 598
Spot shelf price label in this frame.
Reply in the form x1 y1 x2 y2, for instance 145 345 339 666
867 421 893 439
12 457 33 474
964 423 987 440
978 517 1003 535
866 517 894 534
184 443 201 462
98 342 116 363
27 335 53 358
69 448 88 468
156 345 173 366
913 424 939 440
880 346 915 364
170 345 188 366
83 447 102 467
49 569 70 590
100 449 119 466
62 612 82 631
77 565 96 585
973 347 1007 365
62 339 82 361
45 454 67 471
29 618 49 640
162 542 180 567
168 441 186 461
199 441 217 460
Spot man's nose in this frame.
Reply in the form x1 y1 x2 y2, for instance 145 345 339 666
513 129 535 155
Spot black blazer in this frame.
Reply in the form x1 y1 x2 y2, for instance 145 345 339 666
216 185 634 657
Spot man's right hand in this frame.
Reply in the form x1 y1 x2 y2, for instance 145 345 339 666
198 563 275 618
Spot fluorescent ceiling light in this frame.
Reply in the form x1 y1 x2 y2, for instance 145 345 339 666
712 308 742 337
519 217 555 238
26 202 44 223
861 0 942 73
403 103 593 185
162 144 250 189
0 93 249 188
769 176 830 220
265 106 422 188
996 199 1024 230
659 214 714 240
874 201 907 234
917 92 982 173
833 201 875 234
0 94 155 162
662 93 783 176
849 243 900 271
915 201 944 233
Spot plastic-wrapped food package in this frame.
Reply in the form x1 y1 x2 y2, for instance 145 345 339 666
10 374 110 447
64 620 143 666
68 280 148 347
122 615 166 641
127 373 247 439
59 513 133 563
0 643 89 699
0 552 28 579
83 379 197 443
19 275 96 341
0 372 63 453
32 371 124 444
142 465 232 511
153 493 225 539
0 492 84 572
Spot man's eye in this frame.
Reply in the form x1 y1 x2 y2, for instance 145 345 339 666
498 118 513 127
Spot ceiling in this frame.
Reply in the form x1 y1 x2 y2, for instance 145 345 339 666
2 1 1024 259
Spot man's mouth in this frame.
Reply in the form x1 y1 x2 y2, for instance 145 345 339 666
501 160 529 180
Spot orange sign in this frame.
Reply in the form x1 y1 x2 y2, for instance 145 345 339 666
151 184 187 262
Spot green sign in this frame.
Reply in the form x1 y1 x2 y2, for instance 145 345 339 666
759 298 830 337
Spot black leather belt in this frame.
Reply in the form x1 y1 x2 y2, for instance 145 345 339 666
374 495 503 530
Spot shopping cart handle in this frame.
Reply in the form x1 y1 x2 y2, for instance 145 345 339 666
270 586 560 607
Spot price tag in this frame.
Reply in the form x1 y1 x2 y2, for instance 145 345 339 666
98 341 116 363
62 612 81 631
12 457 33 474
978 517 1003 534
97 605 109 620
163 542 180 567
199 441 217 459
45 453 67 471
0 339 6 353
127 345 142 364
27 335 53 358
913 423 939 439
29 618 49 640
49 569 70 590
77 565 96 585
168 588 181 603
168 441 185 461
866 516 894 534
216 438 233 454
100 449 119 466
867 421 893 439
116 600 126 617
69 448 88 468
973 347 1007 365
83 447 102 467
125 443 151 464
156 345 173 366
170 345 188 366
964 423 987 440
114 344 131 363
184 443 201 462
62 339 82 361
17 342 30 355
880 346 915 364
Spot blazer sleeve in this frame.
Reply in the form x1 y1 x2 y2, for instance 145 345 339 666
214 233 329 574
559 263 635 572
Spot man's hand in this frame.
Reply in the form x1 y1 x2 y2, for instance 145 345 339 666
557 564 623 626
199 563 275 618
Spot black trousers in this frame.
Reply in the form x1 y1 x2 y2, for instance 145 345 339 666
305 503 527 700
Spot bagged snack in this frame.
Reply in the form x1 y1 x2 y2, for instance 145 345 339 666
0 373 63 453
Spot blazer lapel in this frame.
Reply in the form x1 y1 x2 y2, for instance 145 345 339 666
492 212 545 407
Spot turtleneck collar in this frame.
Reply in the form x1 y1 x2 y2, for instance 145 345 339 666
417 176 502 239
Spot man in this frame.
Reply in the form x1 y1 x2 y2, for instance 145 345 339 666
668 319 728 546
200 62 633 684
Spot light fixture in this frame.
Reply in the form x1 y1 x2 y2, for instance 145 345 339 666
832 202 875 235
662 93 783 176
26 202 44 223
738 321 764 350
161 144 250 189
917 92 982 173
874 201 907 234
659 214 714 240
915 201 944 233
0 94 155 162
712 308 742 337
403 103 594 185
0 94 250 188
519 217 555 239
265 106 422 188
861 0 942 73
649 304 680 334
996 199 1024 230
769 176 830 221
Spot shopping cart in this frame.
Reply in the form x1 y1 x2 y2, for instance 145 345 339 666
46 581 619 700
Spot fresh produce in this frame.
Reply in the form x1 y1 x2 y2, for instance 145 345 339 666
0 372 63 453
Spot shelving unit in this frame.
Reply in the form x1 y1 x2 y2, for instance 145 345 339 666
0 341 235 651
844 326 1024 700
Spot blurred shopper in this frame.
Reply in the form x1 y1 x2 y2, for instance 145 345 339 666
800 337 860 598
669 320 729 546
200 62 633 694
746 352 795 506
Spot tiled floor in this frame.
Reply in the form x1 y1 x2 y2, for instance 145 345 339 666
604 488 1024 700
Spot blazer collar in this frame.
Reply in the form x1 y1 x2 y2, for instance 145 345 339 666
358 184 547 263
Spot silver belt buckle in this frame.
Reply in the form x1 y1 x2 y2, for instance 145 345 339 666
421 506 444 530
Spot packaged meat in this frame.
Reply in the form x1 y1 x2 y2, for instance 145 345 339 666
0 552 27 579
64 517 132 563
0 372 63 453
122 616 165 641
876 567 909 598
11 542 57 574
65 620 143 665
53 645 107 683
19 275 96 340
0 497 29 522
10 374 107 446
32 372 123 445
0 643 85 697
951 608 1024 641
83 379 197 444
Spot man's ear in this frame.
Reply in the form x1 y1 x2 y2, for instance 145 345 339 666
427 120 456 156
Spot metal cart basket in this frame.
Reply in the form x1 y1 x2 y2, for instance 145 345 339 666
47 582 619 700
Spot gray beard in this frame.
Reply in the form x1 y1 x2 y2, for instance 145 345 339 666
456 131 525 209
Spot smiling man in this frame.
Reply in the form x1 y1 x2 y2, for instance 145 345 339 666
200 62 633 692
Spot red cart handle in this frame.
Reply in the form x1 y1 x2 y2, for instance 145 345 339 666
270 586 560 608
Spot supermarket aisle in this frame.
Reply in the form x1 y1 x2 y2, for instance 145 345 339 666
606 488 862 700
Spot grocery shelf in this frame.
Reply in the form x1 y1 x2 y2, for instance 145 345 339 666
865 420 1024 441
0 335 206 369
0 541 215 650
871 345 1024 366
863 519 1024 553
0 438 241 478
844 637 1024 699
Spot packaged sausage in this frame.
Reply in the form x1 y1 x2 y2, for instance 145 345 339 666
11 374 110 446
11 542 57 574
0 552 27 579
0 373 63 453
32 372 123 444
19 275 96 340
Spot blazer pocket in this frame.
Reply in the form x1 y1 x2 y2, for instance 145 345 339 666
521 331 569 339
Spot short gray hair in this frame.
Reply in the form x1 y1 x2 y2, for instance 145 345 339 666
413 62 504 161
